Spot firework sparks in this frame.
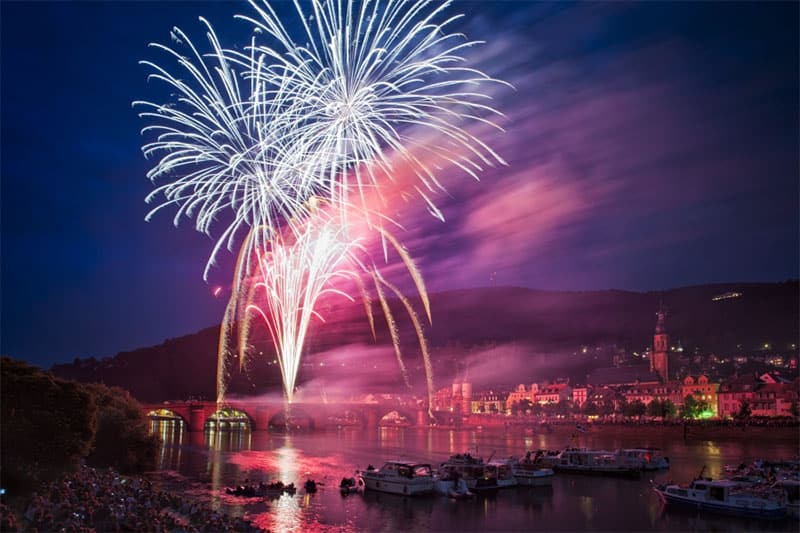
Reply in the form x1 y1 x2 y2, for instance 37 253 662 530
138 0 506 408
246 216 360 403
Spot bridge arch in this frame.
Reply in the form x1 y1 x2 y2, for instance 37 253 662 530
146 408 188 429
267 406 316 432
204 408 253 431
378 409 418 427
322 408 368 429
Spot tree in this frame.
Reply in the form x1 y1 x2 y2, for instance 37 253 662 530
583 400 599 416
680 395 698 419
624 400 646 418
736 400 752 420
662 400 677 419
519 399 534 415
647 399 662 418
84 384 159 473
789 400 799 419
599 398 616 416
1 357 159 497
1 357 96 493
555 400 572 416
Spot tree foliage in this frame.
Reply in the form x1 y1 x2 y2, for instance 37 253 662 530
736 399 752 419
84 384 159 473
1 357 158 496
646 399 677 419
623 399 646 418
1 358 96 492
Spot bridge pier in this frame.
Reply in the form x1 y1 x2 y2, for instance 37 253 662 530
189 406 207 432
253 406 276 431
416 408 429 427
366 409 379 428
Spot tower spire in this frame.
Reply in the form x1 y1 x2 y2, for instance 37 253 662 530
651 302 669 382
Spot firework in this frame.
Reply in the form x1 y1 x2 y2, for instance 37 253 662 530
135 20 330 280
246 215 360 403
138 0 506 408
241 0 509 222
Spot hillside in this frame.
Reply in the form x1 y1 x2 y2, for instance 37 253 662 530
51 281 799 402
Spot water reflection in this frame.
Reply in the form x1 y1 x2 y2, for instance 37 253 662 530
149 419 185 470
149 425 798 532
271 440 302 533
205 427 252 452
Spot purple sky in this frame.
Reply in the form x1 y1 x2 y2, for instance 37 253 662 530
2 1 798 368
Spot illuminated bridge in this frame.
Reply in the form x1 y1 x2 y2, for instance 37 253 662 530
141 397 431 432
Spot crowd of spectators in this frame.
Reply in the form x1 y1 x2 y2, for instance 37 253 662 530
1 466 262 532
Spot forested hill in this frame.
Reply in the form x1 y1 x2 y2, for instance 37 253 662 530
51 281 799 402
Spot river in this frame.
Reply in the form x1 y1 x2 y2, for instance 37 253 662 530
149 420 798 532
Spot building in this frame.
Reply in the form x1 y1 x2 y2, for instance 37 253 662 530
571 386 588 408
717 374 764 419
681 375 719 416
651 308 669 381
505 383 539 411
471 390 508 415
620 381 682 408
432 386 454 412
534 383 572 404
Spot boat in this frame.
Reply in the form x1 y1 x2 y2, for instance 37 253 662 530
653 477 786 519
433 474 474 499
486 460 518 489
438 453 499 494
505 454 555 486
304 479 318 493
618 448 670 470
552 448 642 478
361 461 435 496
527 449 562 469
339 476 363 495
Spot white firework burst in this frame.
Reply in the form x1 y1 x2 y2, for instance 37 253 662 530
241 0 509 221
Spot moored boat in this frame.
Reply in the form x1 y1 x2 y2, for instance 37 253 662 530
553 449 642 478
653 477 787 519
506 454 555 486
618 448 670 470
439 453 499 494
486 460 518 489
361 461 435 496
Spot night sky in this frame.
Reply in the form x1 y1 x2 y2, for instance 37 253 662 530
2 1 797 368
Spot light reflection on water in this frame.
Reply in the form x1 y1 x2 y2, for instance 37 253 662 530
148 421 798 532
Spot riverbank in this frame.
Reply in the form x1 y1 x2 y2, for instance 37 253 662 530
0 465 264 532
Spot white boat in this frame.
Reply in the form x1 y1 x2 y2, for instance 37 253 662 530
361 461 435 496
618 448 670 470
653 478 787 519
486 460 518 489
528 449 562 469
505 455 555 486
439 454 499 494
553 449 642 478
433 476 474 498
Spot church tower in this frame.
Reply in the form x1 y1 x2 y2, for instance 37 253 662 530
651 306 669 382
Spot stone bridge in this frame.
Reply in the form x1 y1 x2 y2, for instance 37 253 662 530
141 398 430 432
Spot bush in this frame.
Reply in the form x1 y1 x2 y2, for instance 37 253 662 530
0 358 158 497
1 358 96 493
84 384 159 473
